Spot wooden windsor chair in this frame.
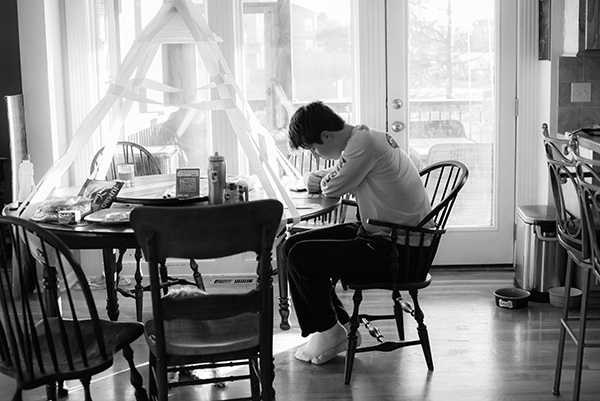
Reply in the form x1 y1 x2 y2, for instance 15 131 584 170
341 160 468 384
90 141 164 321
0 215 146 401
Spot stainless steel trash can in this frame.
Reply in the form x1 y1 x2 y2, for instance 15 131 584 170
514 205 567 302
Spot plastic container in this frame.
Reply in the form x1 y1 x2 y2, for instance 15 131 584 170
548 286 583 309
514 205 567 302
207 152 226 204
17 155 35 203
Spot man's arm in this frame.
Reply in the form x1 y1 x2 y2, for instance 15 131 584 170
303 169 330 193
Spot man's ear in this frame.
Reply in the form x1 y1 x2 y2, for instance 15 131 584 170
320 130 332 142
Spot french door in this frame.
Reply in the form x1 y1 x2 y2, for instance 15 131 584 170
386 0 517 265
240 0 517 266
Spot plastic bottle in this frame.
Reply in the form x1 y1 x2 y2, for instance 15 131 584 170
17 154 35 204
207 152 226 204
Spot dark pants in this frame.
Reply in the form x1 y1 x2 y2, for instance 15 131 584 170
279 222 399 337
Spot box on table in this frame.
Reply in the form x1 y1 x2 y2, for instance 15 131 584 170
176 168 200 198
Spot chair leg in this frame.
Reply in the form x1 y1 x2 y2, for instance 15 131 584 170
344 289 363 385
116 247 127 284
148 353 158 401
80 376 92 401
45 382 57 401
57 381 68 397
11 388 22 401
159 263 169 295
276 250 291 331
189 258 206 291
134 248 144 322
259 351 275 400
573 267 591 401
553 257 574 396
122 344 148 401
393 290 405 341
156 355 169 401
409 289 434 371
249 358 260 399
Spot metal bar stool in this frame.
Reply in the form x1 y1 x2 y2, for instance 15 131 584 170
544 130 600 400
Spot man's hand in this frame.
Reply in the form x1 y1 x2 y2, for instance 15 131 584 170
303 170 328 193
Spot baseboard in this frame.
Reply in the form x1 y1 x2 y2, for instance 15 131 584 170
431 264 514 271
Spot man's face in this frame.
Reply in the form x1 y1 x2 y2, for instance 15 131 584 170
306 132 341 160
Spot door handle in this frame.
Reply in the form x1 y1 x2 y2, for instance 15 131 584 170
391 99 403 109
391 121 404 132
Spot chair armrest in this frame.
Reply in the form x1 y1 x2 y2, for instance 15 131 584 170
366 218 446 235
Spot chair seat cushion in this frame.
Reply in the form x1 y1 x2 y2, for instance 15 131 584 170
145 312 259 356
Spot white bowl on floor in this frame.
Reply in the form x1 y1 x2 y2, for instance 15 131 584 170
548 287 583 309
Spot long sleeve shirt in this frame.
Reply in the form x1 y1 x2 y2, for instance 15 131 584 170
320 125 432 243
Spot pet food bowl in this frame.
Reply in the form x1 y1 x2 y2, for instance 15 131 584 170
548 287 583 309
494 287 531 309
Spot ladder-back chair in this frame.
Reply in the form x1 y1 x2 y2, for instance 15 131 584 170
130 200 283 401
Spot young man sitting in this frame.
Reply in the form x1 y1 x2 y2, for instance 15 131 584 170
279 100 432 365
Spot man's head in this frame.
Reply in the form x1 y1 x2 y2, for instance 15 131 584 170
288 100 345 150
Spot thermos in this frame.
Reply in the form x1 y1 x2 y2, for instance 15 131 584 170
207 152 226 204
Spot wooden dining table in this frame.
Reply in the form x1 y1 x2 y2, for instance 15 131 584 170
4 174 340 323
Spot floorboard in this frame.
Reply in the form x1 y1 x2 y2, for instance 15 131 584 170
3 268 600 400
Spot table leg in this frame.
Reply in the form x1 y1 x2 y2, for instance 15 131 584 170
276 229 291 331
102 248 120 321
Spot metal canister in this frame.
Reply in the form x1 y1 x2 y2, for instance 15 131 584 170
237 181 249 202
207 152 226 204
224 182 238 204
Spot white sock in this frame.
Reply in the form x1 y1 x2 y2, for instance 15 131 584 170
295 321 348 365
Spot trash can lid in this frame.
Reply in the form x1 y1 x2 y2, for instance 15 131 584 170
517 205 557 227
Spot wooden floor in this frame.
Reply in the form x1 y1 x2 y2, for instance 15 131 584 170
3 269 600 401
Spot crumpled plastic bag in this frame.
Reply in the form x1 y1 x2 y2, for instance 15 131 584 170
31 196 92 223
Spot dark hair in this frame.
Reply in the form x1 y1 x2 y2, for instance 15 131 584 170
288 100 345 149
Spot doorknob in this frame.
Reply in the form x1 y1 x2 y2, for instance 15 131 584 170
391 121 404 132
391 99 403 109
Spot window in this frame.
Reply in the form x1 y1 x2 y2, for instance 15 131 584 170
59 0 358 186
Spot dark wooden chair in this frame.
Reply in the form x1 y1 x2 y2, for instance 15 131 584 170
542 130 595 401
90 141 163 321
341 161 468 384
552 136 600 401
130 199 283 401
0 215 146 401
